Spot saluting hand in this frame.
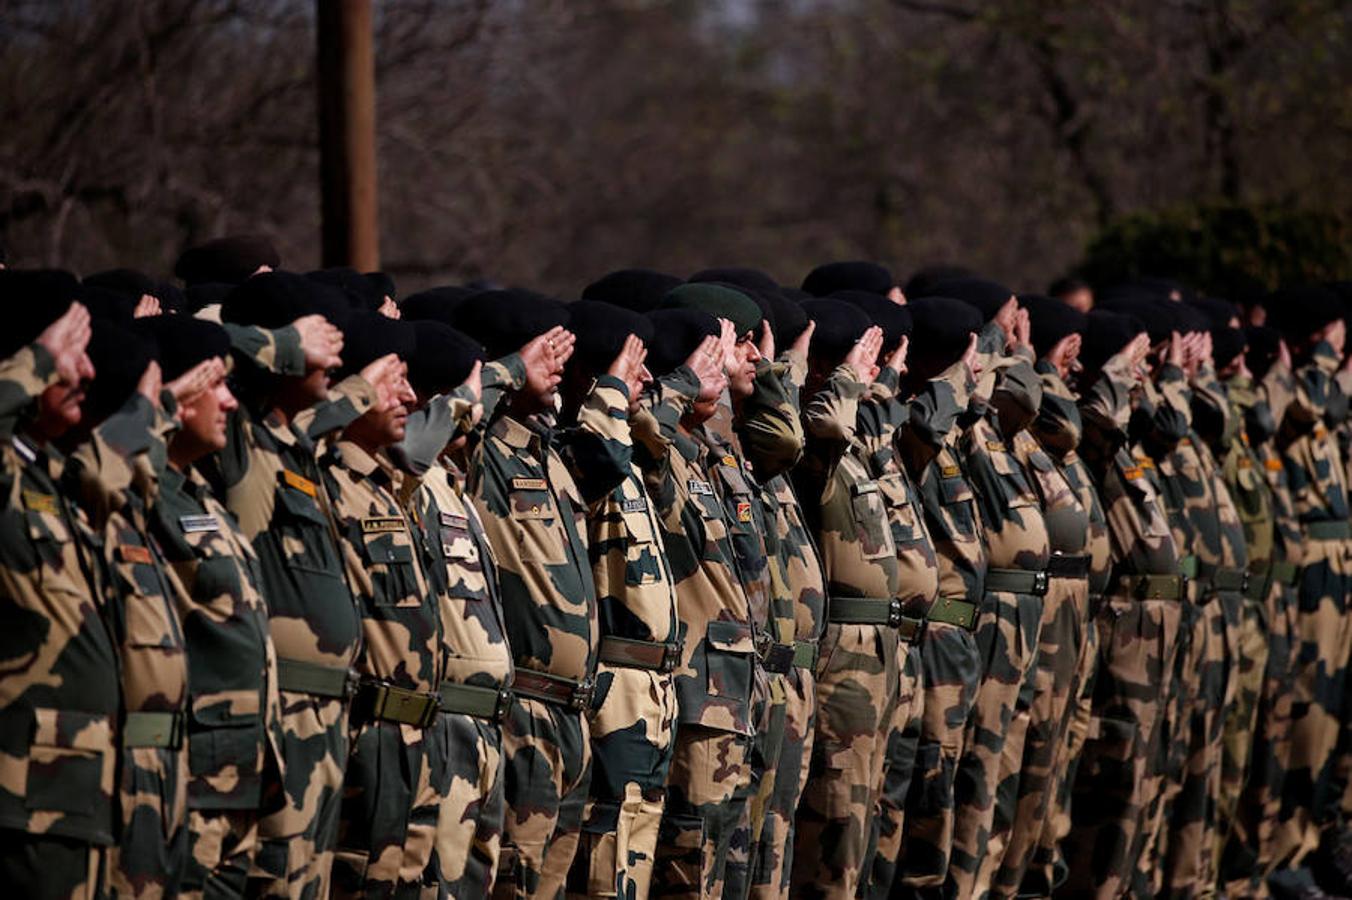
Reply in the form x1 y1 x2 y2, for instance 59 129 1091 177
294 314 344 371
37 302 93 386
845 326 883 382
685 335 727 403
167 357 224 406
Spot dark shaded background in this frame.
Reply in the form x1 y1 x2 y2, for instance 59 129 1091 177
1 0 1348 296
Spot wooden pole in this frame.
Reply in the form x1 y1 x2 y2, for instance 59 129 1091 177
317 0 379 270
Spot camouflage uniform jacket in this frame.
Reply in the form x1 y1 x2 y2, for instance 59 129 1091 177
796 365 901 604
153 461 286 811
631 368 757 735
1228 373 1302 573
322 440 441 693
1270 343 1352 529
390 355 526 478
1030 364 1112 595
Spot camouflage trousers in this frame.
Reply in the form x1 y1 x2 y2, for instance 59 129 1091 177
790 622 903 899
747 664 816 900
1153 591 1236 898
1061 594 1182 899
331 717 439 899
109 744 190 898
1027 591 1099 897
1215 594 1269 874
1273 537 1352 869
652 724 752 900
726 666 785 900
566 663 677 899
895 620 982 895
250 692 349 899
861 644 924 900
948 589 1044 899
985 575 1090 898
426 711 504 898
1220 579 1297 894
496 698 592 900
181 808 259 899
0 834 108 900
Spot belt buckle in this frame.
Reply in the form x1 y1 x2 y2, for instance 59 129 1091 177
897 614 925 644
1034 571 1049 595
571 678 594 712
494 689 514 722
887 598 904 628
169 711 185 749
661 642 682 674
344 667 361 699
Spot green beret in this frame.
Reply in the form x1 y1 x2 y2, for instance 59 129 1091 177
661 282 761 338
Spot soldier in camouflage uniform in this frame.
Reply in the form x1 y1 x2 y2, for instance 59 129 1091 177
891 297 985 900
981 297 1096 899
1060 317 1186 898
788 303 903 899
553 303 683 900
0 288 123 900
934 279 1051 900
212 272 385 899
1021 335 1115 898
1219 336 1306 894
137 316 287 900
630 307 756 899
1264 288 1352 890
459 290 622 899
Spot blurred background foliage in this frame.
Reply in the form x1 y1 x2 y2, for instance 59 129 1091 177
1 0 1347 296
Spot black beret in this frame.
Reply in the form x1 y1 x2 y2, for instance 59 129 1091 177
221 270 350 331
831 290 912 353
406 321 485 396
690 267 780 294
645 308 720 376
765 289 809 349
1244 325 1281 380
450 289 569 359
801 299 873 365
337 312 417 378
174 235 280 286
155 281 186 314
1019 293 1087 359
77 284 138 323
83 317 158 426
781 286 812 304
84 268 157 301
904 264 974 299
581 269 684 313
1265 285 1345 343
661 282 762 338
400 286 480 324
1080 309 1147 375
802 261 893 298
1131 276 1192 303
185 282 234 315
907 297 984 369
566 301 655 374
365 271 396 301
0 268 79 358
930 277 1015 322
1212 327 1247 370
133 316 232 380
1097 296 1194 344
1187 296 1240 330
307 267 385 312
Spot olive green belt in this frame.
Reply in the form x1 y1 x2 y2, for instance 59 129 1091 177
1305 520 1352 541
792 640 818 669
598 635 681 673
827 597 926 641
437 682 512 721
927 596 979 631
1116 573 1187 601
276 657 358 699
123 710 184 749
1244 560 1301 600
354 681 438 728
1196 563 1248 596
985 568 1049 596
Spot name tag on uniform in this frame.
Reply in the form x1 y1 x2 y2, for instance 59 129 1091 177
118 544 153 564
179 515 219 533
282 469 317 497
21 490 57 514
439 512 468 528
361 516 403 534
688 479 714 496
736 501 753 522
511 477 547 491
941 465 961 478
621 497 647 513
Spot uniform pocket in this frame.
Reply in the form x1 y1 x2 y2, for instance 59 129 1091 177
25 708 112 814
509 490 567 565
705 620 755 703
360 531 420 607
940 476 979 541
851 481 896 560
621 510 661 586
